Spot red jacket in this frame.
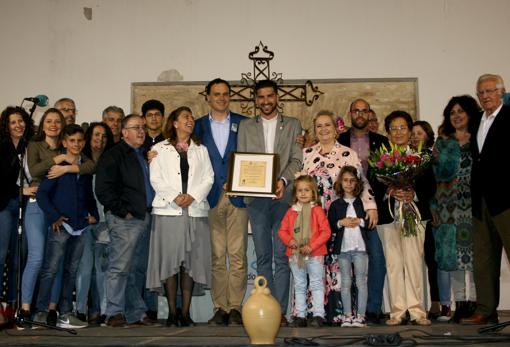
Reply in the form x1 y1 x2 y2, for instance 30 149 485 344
278 205 332 257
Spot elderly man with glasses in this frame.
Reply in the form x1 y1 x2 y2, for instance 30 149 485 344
95 114 157 328
461 74 510 325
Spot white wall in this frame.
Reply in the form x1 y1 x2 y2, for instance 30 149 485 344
1 0 509 128
2 0 510 308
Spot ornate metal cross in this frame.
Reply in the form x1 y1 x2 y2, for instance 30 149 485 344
200 41 323 115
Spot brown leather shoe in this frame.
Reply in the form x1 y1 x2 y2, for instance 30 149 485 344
280 314 289 327
460 312 498 325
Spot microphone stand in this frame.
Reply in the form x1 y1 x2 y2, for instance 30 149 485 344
9 101 76 334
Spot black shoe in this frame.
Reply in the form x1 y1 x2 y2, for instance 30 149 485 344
146 310 158 321
76 311 87 322
228 309 243 326
292 317 307 327
16 309 32 330
366 311 381 325
309 316 324 328
166 312 179 327
208 309 228 326
180 314 195 327
47 309 58 327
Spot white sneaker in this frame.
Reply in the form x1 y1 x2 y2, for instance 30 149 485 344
341 315 353 327
351 314 367 327
57 313 88 329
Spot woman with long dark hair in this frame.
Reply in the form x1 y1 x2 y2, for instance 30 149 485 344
75 122 114 324
431 95 480 322
0 106 34 324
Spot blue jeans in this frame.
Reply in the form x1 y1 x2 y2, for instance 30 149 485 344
105 212 151 323
22 200 61 306
437 269 452 305
36 227 86 314
338 251 368 316
365 230 386 314
289 255 325 318
0 198 20 303
76 226 103 315
247 198 290 313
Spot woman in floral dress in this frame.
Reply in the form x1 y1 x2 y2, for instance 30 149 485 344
299 110 376 324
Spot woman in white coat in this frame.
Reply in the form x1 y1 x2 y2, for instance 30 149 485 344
146 106 214 327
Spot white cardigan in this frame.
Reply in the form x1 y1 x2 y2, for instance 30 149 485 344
150 140 214 217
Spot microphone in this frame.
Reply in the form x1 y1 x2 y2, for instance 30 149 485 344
24 95 49 107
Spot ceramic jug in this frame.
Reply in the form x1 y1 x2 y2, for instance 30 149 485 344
242 276 282 344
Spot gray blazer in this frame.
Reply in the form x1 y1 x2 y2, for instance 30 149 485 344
237 114 303 204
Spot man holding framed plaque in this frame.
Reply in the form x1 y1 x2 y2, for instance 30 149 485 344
194 78 249 327
236 79 303 326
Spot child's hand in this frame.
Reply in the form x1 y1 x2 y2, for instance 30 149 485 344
300 245 312 255
289 239 298 249
340 217 360 228
52 216 68 233
87 215 97 225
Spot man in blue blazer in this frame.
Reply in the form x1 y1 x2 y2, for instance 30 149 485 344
237 79 303 326
194 79 249 326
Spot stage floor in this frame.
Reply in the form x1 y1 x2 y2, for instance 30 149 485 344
2 312 510 346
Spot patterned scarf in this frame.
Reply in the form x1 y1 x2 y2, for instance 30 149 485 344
292 202 313 268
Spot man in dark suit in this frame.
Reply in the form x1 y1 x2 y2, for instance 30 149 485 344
194 78 249 326
338 98 388 324
237 79 303 326
461 74 510 325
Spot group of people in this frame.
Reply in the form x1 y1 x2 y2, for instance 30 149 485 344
0 73 508 331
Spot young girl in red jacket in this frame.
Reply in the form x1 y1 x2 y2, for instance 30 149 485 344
278 175 331 328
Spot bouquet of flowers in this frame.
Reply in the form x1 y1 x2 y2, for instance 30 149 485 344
368 142 433 237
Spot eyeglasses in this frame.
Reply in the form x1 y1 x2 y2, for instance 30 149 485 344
59 108 77 113
368 118 378 123
389 125 408 133
350 109 369 115
145 112 163 118
476 88 499 97
124 125 146 131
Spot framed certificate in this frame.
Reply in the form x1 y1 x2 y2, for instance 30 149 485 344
226 152 279 198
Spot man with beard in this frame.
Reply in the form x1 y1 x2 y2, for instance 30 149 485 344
237 79 303 326
338 99 388 324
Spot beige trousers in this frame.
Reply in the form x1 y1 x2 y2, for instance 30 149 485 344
377 221 427 321
208 193 249 312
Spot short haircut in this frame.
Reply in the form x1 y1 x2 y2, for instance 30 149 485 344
384 110 413 133
63 124 84 138
334 165 364 198
54 98 75 107
254 79 278 94
477 73 506 91
349 98 371 112
121 114 143 129
142 99 165 117
102 106 125 121
205 78 231 95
